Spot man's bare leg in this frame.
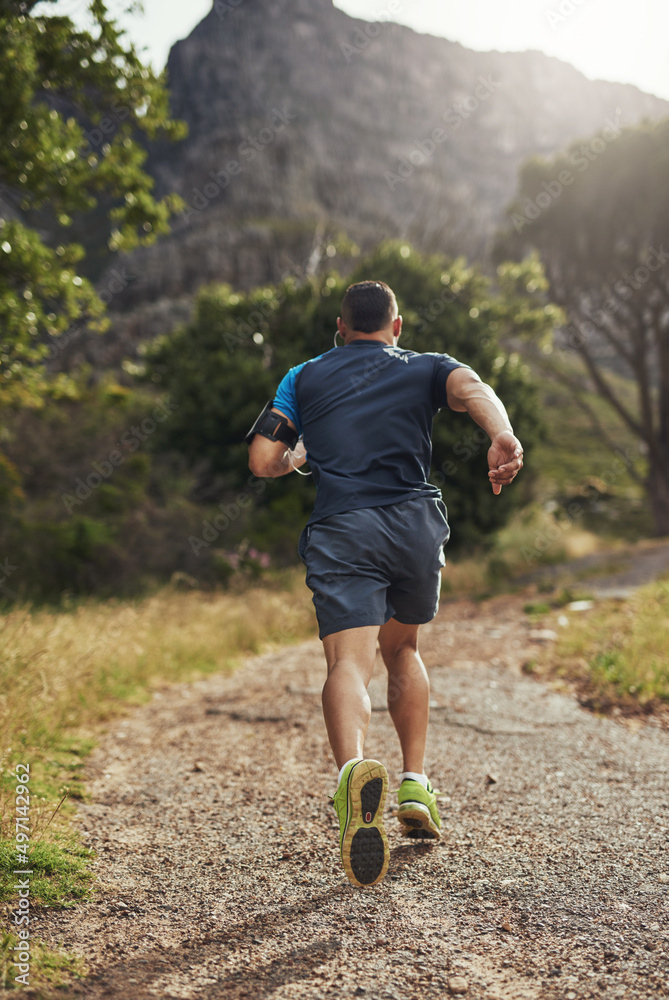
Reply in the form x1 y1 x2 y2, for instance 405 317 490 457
378 619 429 774
321 625 380 769
323 624 390 887
379 618 441 838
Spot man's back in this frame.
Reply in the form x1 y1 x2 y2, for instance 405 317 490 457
275 339 464 524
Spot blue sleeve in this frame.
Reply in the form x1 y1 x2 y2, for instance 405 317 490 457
273 362 307 436
432 354 471 411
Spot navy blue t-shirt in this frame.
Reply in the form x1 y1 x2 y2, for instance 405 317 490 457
274 339 466 525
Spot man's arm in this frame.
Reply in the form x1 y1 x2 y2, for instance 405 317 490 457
248 408 307 478
446 368 523 495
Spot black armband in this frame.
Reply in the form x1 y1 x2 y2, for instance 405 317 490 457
245 400 299 450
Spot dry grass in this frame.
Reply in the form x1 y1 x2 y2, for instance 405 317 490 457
0 574 316 840
442 505 610 597
0 573 315 752
551 579 669 712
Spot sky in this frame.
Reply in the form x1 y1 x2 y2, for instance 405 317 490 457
57 0 669 102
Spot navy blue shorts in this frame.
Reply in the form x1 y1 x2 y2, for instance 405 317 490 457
298 497 450 639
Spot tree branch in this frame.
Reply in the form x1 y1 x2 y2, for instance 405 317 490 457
580 308 636 369
576 339 648 444
541 363 645 487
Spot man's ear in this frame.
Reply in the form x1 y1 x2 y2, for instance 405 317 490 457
393 315 403 341
337 316 351 342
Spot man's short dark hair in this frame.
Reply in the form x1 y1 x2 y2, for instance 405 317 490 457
340 281 398 333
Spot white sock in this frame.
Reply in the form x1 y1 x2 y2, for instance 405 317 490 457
338 758 361 786
400 770 428 789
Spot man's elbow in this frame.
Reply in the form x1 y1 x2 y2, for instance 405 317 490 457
249 452 283 478
248 454 269 478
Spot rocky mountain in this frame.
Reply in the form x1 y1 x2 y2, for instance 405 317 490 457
78 0 669 368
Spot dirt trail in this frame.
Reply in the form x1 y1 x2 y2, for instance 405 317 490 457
520 538 669 598
28 590 669 1000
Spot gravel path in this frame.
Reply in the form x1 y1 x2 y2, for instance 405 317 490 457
520 538 669 599
32 595 669 1000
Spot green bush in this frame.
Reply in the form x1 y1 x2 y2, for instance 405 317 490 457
0 387 258 602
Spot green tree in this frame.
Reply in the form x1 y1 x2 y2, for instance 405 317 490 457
0 0 186 402
498 117 669 535
142 242 555 555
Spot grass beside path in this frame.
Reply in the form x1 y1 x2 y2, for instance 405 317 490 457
530 579 669 715
0 573 316 991
1 572 316 772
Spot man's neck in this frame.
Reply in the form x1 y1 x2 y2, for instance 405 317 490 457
345 331 396 346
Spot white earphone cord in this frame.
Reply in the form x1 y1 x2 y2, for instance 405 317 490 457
288 448 312 476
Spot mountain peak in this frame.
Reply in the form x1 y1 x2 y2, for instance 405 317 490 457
206 0 333 17
112 2 669 331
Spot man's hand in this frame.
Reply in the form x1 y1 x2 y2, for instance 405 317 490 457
487 431 524 495
446 370 524 494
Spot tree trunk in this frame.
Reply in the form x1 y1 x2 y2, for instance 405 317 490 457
647 463 669 537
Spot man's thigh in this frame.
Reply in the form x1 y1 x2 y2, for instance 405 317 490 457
300 512 395 639
383 499 449 625
299 499 450 638
378 618 420 658
322 625 380 683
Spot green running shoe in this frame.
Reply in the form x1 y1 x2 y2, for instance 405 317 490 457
333 759 389 887
397 777 442 839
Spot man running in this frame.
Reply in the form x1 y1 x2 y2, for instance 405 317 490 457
246 280 523 888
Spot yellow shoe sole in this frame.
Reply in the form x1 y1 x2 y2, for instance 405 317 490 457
339 760 389 887
397 801 442 840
